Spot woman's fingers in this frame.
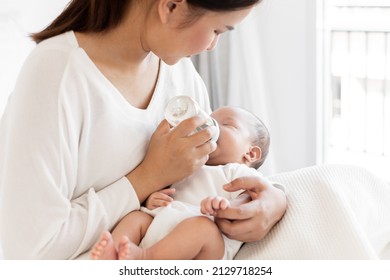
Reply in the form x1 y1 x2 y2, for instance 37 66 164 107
173 115 218 148
215 176 287 242
215 217 261 242
214 199 262 220
153 119 172 137
171 115 206 138
223 176 272 199
215 200 268 242
137 117 218 195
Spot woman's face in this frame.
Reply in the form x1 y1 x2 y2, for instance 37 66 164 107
151 5 254 65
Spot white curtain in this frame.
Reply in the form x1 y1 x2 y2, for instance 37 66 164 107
192 6 277 175
193 0 318 176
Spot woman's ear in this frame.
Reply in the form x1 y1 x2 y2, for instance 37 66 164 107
158 0 186 24
244 146 262 164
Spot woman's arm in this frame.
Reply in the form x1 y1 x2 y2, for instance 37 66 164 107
127 116 217 203
0 46 143 259
0 112 140 260
214 176 287 242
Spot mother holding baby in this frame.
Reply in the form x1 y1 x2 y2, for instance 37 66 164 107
0 0 286 259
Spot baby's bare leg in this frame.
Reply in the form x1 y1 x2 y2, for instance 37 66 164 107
91 211 153 260
119 216 225 260
112 211 153 247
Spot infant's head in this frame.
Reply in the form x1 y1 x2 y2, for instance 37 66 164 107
207 106 270 169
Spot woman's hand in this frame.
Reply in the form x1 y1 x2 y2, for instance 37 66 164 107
214 176 287 242
127 116 217 203
145 188 176 210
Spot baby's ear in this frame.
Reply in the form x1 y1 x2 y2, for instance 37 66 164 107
244 146 262 164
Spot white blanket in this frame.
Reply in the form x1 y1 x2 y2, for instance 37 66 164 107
235 164 390 260
1 164 389 260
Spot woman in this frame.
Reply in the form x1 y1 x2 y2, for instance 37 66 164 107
0 0 286 259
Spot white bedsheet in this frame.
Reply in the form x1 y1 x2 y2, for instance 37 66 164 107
235 164 390 260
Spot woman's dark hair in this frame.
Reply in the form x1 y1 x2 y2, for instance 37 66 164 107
31 0 261 43
187 0 260 11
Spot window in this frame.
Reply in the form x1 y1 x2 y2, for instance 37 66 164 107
320 0 390 182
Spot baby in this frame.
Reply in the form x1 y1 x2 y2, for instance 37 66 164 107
91 106 276 260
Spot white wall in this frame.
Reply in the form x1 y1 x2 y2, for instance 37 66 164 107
194 0 319 176
0 0 69 259
0 0 319 175
254 0 318 173
0 0 69 117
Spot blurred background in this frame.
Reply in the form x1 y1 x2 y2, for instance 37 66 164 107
1 0 389 182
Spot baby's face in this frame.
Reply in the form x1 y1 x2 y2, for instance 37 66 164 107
207 107 254 166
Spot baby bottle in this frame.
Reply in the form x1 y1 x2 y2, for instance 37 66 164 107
164 95 220 142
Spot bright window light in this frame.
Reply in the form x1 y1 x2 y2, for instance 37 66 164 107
321 0 390 182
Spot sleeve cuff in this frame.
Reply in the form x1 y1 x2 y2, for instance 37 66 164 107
97 176 140 230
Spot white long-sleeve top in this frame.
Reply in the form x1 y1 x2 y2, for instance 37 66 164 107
0 31 211 259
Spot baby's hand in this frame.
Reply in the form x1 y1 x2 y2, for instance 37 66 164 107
200 196 231 216
145 188 176 210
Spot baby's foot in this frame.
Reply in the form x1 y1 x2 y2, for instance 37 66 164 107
91 231 118 260
118 235 145 260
